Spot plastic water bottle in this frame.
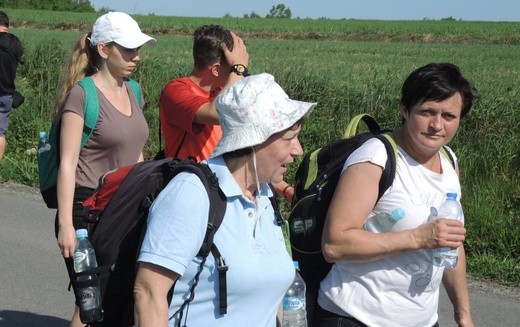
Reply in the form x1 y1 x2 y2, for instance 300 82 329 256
363 208 405 233
37 131 51 154
431 193 463 269
282 261 307 327
73 229 104 323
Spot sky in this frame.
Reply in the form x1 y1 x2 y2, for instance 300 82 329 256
89 0 519 22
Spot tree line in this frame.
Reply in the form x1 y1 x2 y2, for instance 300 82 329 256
242 4 292 19
0 1 293 19
0 0 95 12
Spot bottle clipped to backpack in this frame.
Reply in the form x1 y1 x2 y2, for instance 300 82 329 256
430 192 463 269
363 208 405 233
282 261 308 327
73 229 104 323
37 131 51 155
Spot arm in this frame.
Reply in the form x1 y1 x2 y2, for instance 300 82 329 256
442 246 474 327
134 262 179 327
442 160 473 326
193 31 249 126
56 111 83 258
220 31 249 93
322 162 466 262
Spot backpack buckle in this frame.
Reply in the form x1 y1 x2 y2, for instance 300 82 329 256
216 256 228 272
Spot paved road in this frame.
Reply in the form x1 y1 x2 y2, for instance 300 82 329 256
1 182 519 326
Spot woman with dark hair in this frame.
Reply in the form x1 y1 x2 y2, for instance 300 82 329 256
318 63 475 327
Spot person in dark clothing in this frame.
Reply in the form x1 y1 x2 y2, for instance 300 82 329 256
0 10 23 161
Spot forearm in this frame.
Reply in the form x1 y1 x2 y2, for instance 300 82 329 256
442 246 473 326
323 213 465 263
134 263 178 327
56 163 76 228
222 71 244 91
134 290 169 327
322 228 420 262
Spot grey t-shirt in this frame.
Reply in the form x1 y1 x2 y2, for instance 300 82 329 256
63 82 149 189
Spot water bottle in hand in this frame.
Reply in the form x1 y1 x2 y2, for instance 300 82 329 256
363 208 405 233
74 229 104 323
282 261 307 327
430 192 463 269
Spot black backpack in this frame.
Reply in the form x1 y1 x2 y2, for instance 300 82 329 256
288 114 454 325
78 158 228 327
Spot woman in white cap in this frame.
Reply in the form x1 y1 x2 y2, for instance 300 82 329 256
134 73 316 326
52 12 155 327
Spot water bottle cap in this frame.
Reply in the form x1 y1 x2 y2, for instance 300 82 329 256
391 208 405 221
446 192 458 200
39 131 47 139
76 229 88 238
293 261 299 270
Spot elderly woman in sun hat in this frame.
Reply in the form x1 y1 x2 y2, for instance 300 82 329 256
135 73 316 326
53 11 155 326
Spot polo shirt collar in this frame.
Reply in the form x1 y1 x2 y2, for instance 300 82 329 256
206 156 274 199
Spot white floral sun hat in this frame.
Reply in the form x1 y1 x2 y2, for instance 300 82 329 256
211 73 317 158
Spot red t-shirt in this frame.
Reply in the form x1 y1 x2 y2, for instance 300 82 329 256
159 77 222 161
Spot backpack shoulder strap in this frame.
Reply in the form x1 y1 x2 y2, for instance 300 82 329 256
343 113 382 139
170 161 229 319
374 133 398 201
77 76 100 148
163 161 227 255
125 78 142 108
440 146 456 169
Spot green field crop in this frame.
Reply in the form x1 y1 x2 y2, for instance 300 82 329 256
1 11 519 286
5 8 520 43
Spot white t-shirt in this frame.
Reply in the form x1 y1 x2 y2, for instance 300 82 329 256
318 138 462 327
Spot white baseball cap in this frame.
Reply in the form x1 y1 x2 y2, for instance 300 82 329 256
90 12 156 49
211 73 316 158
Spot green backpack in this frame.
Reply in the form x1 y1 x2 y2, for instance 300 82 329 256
38 76 141 209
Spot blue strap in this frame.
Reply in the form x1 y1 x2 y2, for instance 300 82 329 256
78 77 100 149
126 78 142 107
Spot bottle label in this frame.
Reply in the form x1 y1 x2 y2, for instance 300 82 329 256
78 286 100 310
74 252 87 264
37 144 49 155
283 296 306 311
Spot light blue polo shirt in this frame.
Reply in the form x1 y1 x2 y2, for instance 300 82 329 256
138 156 294 326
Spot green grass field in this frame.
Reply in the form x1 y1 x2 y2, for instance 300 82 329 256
1 8 519 286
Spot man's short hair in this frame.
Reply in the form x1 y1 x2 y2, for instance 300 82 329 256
192 25 233 69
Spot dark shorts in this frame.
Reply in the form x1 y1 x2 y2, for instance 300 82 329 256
314 304 439 327
0 94 14 137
